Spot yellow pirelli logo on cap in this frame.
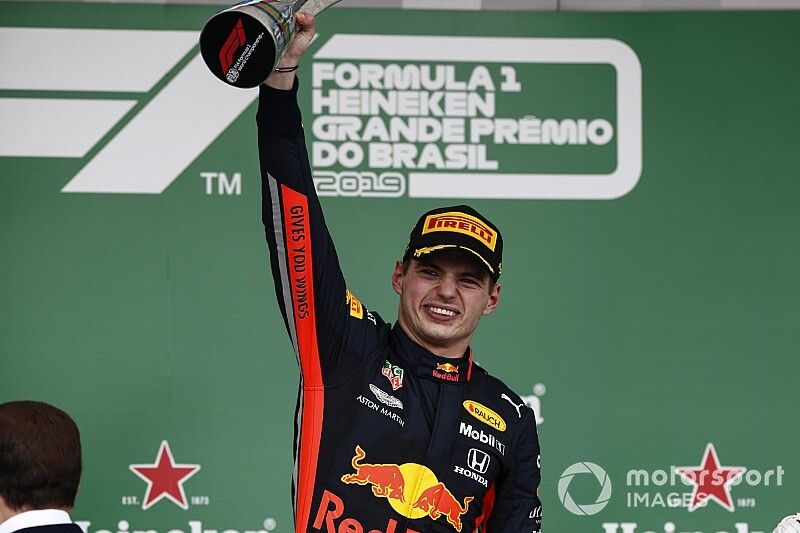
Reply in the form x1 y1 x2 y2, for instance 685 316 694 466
422 212 496 251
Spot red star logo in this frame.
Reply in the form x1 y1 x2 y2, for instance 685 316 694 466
676 443 745 512
129 441 200 510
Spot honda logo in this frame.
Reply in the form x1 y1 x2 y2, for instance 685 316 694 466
467 448 490 474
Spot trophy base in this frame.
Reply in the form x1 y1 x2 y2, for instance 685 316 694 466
200 3 294 89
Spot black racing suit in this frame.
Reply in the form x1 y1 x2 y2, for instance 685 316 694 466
257 80 542 533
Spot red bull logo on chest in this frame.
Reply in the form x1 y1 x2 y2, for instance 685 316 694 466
337 445 473 532
433 363 460 382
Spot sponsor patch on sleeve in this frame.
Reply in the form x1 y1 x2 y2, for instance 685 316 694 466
345 289 364 319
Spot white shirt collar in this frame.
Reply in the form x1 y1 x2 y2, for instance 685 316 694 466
0 510 72 533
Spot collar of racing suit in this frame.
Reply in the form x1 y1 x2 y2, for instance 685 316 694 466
390 323 475 383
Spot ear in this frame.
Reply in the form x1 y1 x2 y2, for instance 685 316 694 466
391 260 404 296
482 282 501 316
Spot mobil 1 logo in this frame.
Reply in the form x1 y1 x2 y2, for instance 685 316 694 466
460 421 505 456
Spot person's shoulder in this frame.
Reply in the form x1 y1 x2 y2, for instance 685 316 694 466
469 360 519 397
14 525 84 533
467 361 535 431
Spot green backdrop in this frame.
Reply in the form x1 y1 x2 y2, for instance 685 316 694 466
1 4 798 532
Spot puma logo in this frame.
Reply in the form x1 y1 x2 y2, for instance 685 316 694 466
500 393 524 418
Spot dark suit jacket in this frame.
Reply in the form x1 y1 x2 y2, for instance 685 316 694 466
14 524 84 533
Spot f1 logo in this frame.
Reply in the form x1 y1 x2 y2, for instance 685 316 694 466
220 19 247 73
467 448 490 474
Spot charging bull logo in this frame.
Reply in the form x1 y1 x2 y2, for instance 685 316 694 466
341 445 406 501
436 363 459 373
432 363 460 382
412 482 474 532
340 446 473 531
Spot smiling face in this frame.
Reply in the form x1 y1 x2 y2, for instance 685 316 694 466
392 249 501 359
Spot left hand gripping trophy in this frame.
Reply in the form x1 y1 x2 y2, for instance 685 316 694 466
200 0 339 88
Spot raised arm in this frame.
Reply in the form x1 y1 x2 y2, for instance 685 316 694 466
257 14 382 386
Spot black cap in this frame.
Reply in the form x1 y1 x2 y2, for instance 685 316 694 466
402 205 503 280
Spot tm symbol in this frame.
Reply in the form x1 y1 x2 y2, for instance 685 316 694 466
201 172 241 196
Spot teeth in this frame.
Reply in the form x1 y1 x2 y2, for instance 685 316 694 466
428 306 456 317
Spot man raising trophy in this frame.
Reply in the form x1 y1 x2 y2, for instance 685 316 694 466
254 11 542 533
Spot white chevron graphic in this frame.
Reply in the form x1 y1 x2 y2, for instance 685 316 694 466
0 28 258 194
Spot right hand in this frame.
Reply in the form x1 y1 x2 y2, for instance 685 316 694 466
265 12 316 89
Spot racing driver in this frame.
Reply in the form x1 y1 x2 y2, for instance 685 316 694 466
257 12 542 533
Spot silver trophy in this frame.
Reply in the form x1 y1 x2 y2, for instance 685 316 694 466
200 0 340 89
